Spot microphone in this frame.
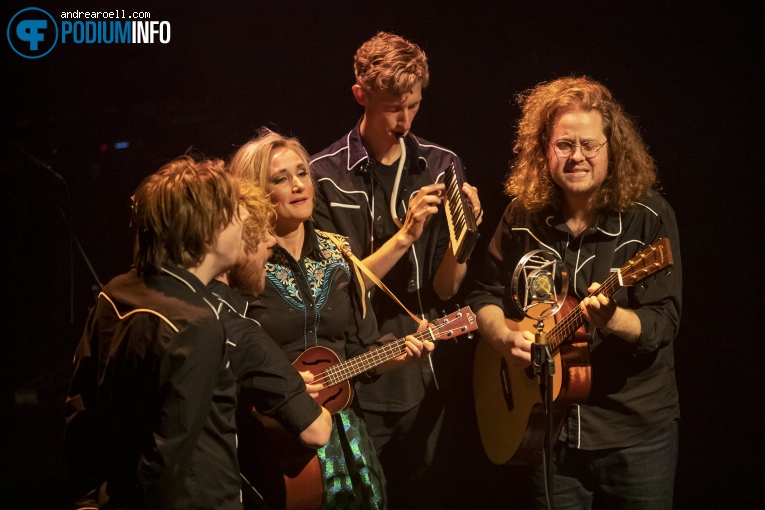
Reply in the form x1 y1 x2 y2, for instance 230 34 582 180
511 249 568 323
527 269 554 301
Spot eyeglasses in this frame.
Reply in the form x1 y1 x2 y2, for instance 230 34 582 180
551 140 608 158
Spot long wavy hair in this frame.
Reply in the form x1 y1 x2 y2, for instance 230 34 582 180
505 76 657 213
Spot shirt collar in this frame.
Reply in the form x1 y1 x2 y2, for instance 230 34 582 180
270 220 323 263
207 279 249 316
159 262 211 294
544 206 622 238
346 118 428 174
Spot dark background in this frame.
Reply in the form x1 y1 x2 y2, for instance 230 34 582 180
1 1 761 508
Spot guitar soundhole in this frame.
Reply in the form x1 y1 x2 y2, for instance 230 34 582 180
499 357 515 412
320 387 345 407
299 358 332 368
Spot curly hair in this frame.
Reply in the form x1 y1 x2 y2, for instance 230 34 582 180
505 76 656 213
354 31 429 96
228 127 311 191
131 155 240 275
238 180 276 254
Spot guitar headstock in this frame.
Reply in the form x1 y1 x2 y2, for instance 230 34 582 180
620 237 674 286
428 306 478 341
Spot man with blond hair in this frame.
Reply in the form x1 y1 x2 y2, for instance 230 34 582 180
310 31 482 508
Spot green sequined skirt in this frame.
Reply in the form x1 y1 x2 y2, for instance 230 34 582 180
317 409 387 509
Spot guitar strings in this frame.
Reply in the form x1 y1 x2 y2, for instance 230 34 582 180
309 319 460 388
547 246 660 351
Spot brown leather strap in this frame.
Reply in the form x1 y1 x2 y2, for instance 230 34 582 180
323 231 421 326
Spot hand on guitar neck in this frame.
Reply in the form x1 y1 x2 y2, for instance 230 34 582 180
579 282 641 343
295 307 475 414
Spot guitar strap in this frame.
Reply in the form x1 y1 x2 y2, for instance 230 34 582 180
322 231 421 326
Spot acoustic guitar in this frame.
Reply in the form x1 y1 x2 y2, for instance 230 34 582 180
473 238 674 466
244 306 478 510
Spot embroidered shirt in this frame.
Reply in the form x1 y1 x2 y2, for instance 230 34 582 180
248 221 392 372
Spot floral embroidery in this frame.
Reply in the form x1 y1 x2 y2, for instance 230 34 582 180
265 230 352 313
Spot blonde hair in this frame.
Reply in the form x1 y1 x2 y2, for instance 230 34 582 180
354 31 429 95
228 127 311 190
238 180 275 253
506 76 657 213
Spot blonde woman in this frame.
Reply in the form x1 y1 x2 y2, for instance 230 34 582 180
229 127 432 509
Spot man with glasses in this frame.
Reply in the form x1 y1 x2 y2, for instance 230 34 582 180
468 76 681 509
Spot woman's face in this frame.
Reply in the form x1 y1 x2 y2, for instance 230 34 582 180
266 147 314 228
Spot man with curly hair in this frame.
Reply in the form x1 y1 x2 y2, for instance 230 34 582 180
468 76 681 509
209 181 332 507
309 31 482 508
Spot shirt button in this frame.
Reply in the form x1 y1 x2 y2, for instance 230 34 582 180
376 216 382 221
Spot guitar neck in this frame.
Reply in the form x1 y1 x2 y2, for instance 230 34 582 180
321 337 410 387
547 270 622 352
546 237 674 351
318 306 476 388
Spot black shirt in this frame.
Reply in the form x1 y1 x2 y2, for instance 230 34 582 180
64 264 241 509
310 120 466 412
208 279 322 436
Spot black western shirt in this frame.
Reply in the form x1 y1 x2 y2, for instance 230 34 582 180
310 120 468 412
65 265 241 509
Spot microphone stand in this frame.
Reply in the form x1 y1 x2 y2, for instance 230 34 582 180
511 249 567 508
13 143 104 320
531 319 555 508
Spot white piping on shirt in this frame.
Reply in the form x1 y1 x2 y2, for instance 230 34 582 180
162 266 196 292
511 227 562 260
99 292 180 333
159 266 219 318
330 202 361 209
317 177 370 209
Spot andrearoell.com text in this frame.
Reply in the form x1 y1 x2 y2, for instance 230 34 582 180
61 10 151 20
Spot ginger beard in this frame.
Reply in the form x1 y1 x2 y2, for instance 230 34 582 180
228 246 267 297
